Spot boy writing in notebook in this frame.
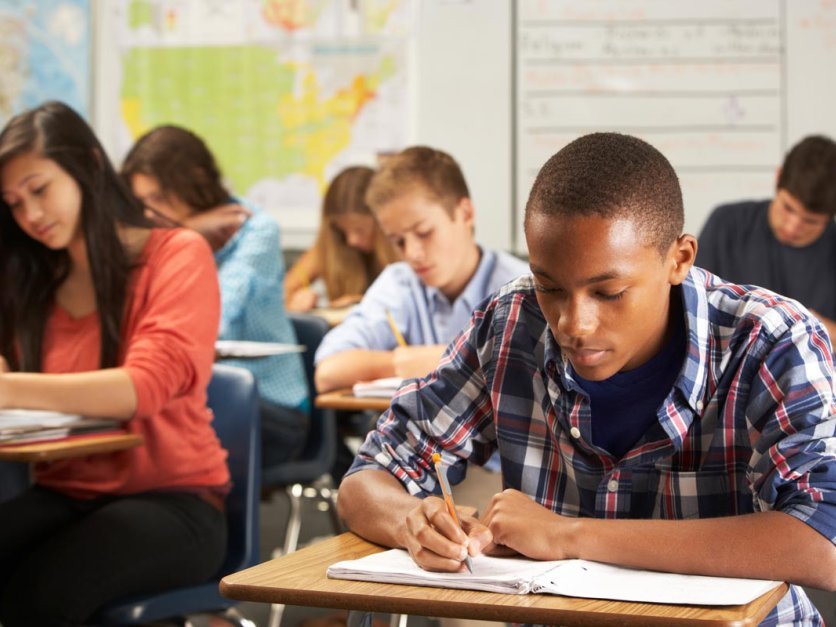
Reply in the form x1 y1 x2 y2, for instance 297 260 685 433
338 133 836 625
313 145 528 392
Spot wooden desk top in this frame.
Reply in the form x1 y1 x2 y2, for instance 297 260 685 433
221 533 787 626
315 389 391 413
0 432 143 462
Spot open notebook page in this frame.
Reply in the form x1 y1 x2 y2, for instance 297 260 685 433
328 548 782 606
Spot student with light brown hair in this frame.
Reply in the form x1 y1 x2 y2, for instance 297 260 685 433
285 166 399 312
313 146 528 394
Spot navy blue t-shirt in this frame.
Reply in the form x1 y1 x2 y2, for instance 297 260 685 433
697 199 836 320
573 313 686 459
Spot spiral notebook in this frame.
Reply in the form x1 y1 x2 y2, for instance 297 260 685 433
327 548 782 606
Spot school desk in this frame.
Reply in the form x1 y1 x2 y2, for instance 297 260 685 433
220 532 788 626
0 432 143 462
315 389 391 413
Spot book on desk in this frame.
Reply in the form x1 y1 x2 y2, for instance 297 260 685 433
352 377 404 398
0 409 121 445
327 547 783 606
215 340 305 358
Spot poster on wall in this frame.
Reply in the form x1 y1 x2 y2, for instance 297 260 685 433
0 0 91 126
99 0 414 247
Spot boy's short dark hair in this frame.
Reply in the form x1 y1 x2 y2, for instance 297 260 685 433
777 135 836 217
525 133 684 256
365 145 470 215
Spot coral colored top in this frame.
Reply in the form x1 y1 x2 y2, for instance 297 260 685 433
35 228 230 498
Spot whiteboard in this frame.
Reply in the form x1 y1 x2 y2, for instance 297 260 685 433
514 0 836 252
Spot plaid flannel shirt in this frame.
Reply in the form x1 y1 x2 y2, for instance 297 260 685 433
349 268 836 626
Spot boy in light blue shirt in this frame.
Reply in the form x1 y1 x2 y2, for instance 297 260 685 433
314 146 528 392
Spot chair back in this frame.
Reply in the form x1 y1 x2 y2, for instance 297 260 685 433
262 313 336 485
97 364 261 624
0 461 29 503
206 363 261 576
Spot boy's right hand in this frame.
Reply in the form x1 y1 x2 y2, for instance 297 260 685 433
401 495 492 572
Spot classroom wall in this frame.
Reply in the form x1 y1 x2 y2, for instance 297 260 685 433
90 0 836 256
511 0 836 252
413 1 513 253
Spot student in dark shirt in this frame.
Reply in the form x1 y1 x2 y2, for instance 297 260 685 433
698 135 836 339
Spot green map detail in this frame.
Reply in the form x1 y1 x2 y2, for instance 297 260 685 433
128 0 154 30
121 45 386 193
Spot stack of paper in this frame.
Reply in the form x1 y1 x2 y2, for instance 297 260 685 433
352 377 404 398
0 409 120 445
215 340 305 358
327 548 783 606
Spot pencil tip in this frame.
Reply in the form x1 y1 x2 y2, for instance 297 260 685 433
464 555 474 573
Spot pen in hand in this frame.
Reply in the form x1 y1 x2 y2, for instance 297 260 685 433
432 452 474 573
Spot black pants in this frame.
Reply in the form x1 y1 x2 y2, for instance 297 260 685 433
0 486 227 627
260 399 309 468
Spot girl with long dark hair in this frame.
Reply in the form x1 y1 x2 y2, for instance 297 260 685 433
0 101 229 626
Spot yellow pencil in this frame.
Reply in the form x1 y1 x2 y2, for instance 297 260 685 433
385 308 408 347
432 452 473 573
299 270 309 289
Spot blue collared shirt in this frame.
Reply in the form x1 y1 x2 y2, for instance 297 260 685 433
314 248 529 361
215 201 308 411
349 268 836 626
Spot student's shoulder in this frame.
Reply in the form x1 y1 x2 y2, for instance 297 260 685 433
469 275 546 345
133 229 216 294
696 267 822 344
480 274 539 315
145 227 212 260
707 199 769 227
489 248 530 274
236 201 279 236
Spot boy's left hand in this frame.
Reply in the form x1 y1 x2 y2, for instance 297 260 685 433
392 345 445 378
479 489 574 561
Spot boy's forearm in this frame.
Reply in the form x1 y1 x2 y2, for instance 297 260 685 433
572 510 836 590
314 350 395 392
337 469 422 549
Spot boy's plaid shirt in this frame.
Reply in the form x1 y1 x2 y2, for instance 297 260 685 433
350 268 836 626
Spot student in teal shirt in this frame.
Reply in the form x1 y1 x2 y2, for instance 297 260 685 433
123 125 308 468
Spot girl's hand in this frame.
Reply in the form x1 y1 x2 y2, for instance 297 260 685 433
185 203 251 251
329 294 362 309
287 287 318 312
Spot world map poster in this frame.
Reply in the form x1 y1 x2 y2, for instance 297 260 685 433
0 0 91 126
104 0 413 241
